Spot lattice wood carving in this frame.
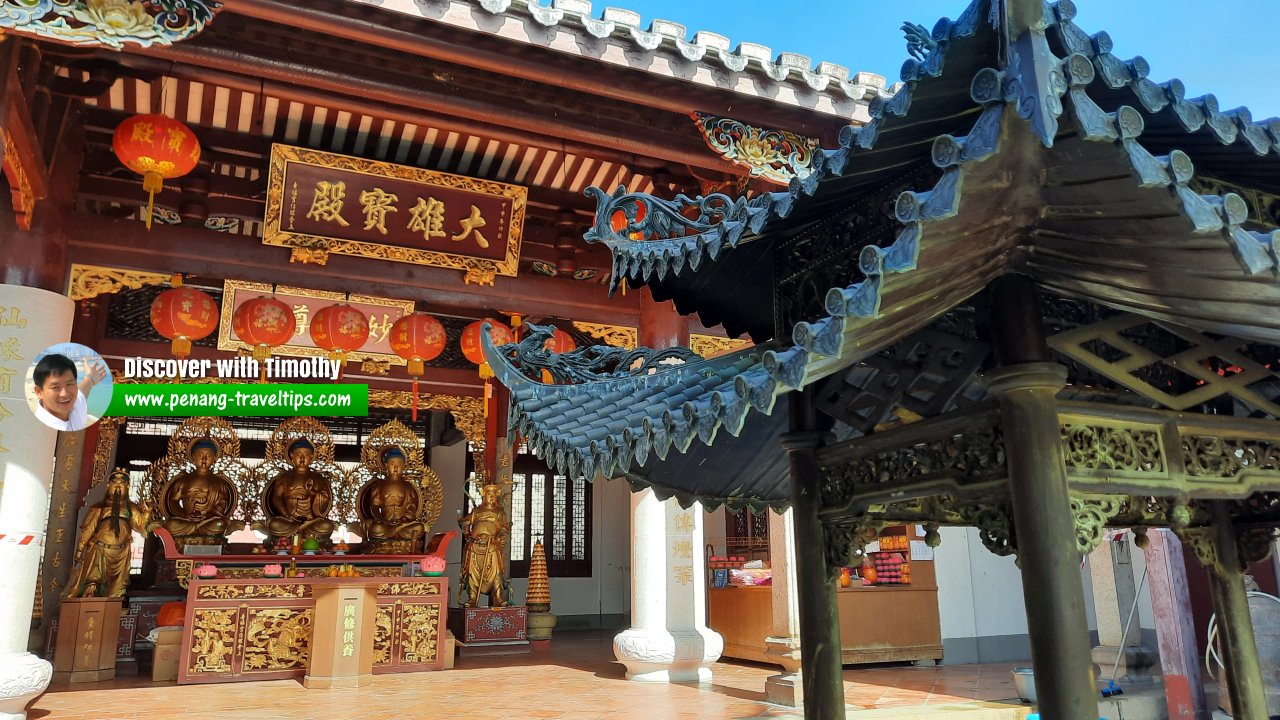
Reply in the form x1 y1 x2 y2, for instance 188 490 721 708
1049 313 1280 416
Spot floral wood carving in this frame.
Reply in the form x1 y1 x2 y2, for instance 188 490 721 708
0 0 223 50
1069 494 1125 554
691 112 819 185
1182 435 1280 479
822 520 880 576
1061 424 1164 473
571 322 637 350
66 264 171 301
820 425 1006 511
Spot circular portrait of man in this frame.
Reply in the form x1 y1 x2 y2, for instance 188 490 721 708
26 342 112 432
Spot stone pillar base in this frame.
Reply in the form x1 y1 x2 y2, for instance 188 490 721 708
0 653 52 720
613 627 724 683
765 671 804 707
1091 645 1157 681
763 635 802 672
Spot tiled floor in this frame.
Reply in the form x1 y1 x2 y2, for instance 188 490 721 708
34 632 1025 720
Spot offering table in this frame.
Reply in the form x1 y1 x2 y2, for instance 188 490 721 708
178 574 449 684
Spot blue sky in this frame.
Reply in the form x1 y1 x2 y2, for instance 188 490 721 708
617 1 1280 119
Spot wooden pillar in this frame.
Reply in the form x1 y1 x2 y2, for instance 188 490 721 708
638 288 688 349
1207 502 1268 720
986 275 1096 720
0 87 80 294
1144 529 1209 720
782 389 843 720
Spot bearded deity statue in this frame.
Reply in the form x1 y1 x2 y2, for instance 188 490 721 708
65 469 152 598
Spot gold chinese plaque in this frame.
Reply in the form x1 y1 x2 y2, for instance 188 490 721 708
263 144 527 285
218 280 414 365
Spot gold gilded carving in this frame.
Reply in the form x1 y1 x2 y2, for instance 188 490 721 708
175 559 193 589
218 280 412 366
66 264 171 301
376 582 441 597
195 583 311 600
243 608 312 671
363 392 485 447
1 129 35 229
89 417 125 490
571 322 637 349
350 420 439 552
263 144 526 283
189 609 236 673
690 334 752 359
360 359 391 376
398 603 440 664
373 605 393 666
252 417 345 538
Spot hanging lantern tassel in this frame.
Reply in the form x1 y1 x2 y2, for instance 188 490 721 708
142 171 162 229
409 356 424 422
621 277 627 296
330 350 346 383
172 336 191 359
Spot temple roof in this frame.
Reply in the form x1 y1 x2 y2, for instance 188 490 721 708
343 0 895 118
485 0 1280 509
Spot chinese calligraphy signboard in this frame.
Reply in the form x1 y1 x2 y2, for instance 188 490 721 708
263 144 527 286
218 280 413 365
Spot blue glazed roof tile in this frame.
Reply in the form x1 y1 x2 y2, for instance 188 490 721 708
486 0 1280 508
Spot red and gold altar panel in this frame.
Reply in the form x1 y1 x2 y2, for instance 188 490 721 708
217 281 414 365
178 576 448 684
263 143 526 285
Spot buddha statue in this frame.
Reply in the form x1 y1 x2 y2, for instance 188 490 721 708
161 438 237 546
356 446 426 553
256 438 336 545
457 483 511 608
66 469 152 598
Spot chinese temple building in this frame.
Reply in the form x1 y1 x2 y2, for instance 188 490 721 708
0 0 1278 719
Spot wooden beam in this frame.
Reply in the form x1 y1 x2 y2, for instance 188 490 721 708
116 45 741 177
65 211 640 323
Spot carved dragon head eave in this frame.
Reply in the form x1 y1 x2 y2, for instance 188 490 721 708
2 1 225 52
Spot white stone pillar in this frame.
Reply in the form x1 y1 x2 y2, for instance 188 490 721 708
0 284 72 719
613 489 723 682
764 509 803 705
1088 532 1155 681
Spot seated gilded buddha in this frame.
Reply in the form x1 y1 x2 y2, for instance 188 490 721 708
255 438 336 545
160 438 237 547
354 446 426 553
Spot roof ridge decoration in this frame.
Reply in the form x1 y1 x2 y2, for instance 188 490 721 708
485 0 1280 509
0 0 223 49
359 0 895 114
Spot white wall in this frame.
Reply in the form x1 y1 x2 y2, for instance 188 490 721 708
430 441 631 620
932 526 1157 664
703 507 727 555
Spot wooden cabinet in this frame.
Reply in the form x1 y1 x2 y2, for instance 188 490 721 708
708 561 942 666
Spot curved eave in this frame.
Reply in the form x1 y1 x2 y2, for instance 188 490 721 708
583 0 994 295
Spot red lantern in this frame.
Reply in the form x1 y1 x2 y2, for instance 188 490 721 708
461 318 513 420
150 281 218 358
460 318 513 378
389 313 446 421
112 114 201 230
539 328 576 384
232 296 296 363
309 303 369 374
544 328 577 354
